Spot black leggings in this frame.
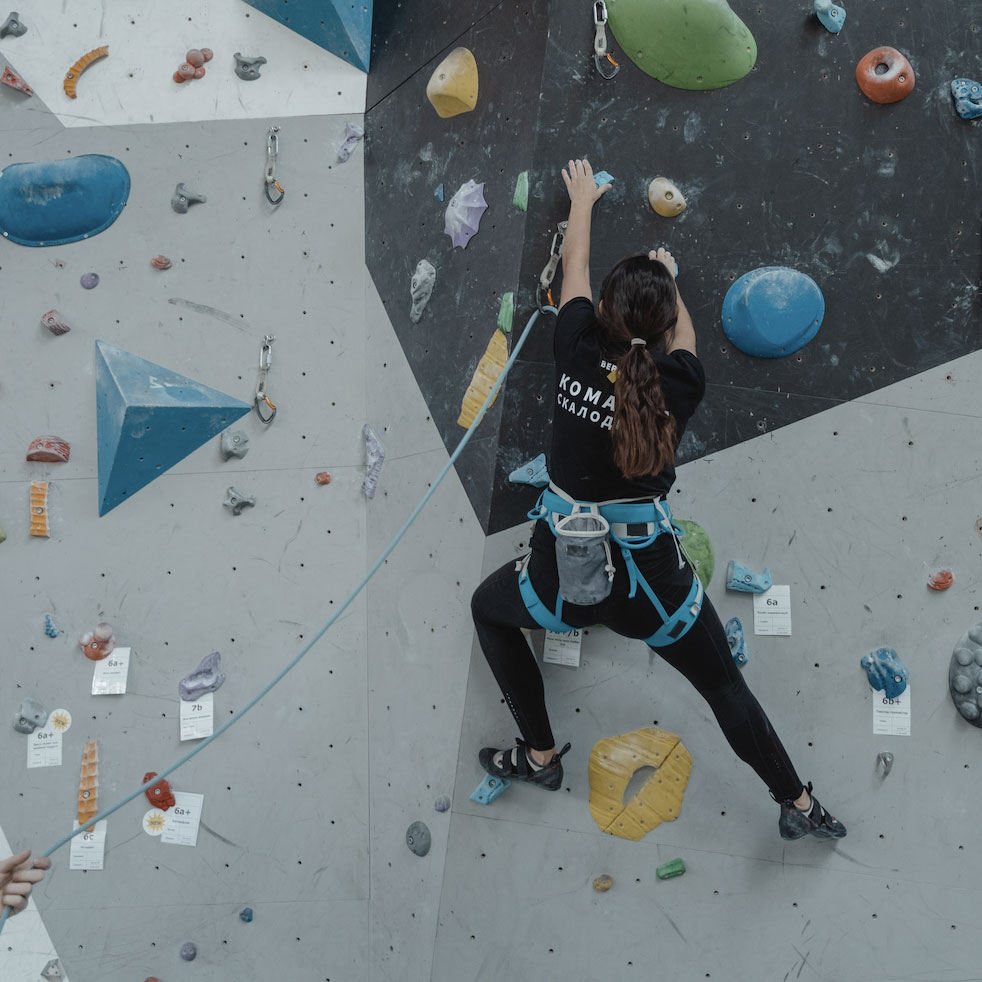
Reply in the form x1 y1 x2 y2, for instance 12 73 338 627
471 520 804 802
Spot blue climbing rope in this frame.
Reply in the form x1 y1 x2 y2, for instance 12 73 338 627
0 305 557 936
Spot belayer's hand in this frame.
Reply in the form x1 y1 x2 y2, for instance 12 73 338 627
0 851 51 916
562 158 610 207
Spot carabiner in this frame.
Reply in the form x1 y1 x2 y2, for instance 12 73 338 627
264 126 284 205
539 220 568 291
254 334 277 423
593 1 620 79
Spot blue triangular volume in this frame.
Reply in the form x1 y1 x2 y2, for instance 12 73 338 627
95 341 251 516
240 0 373 72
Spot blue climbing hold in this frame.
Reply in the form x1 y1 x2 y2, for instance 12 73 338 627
0 154 130 247
239 907 254 923
509 453 550 488
725 560 772 594
593 170 615 188
434 183 444 201
722 267 825 359
240 0 373 72
469 772 510 805
951 78 982 120
813 0 845 34
725 617 748 667
43 614 60 638
95 341 251 516
861 647 908 699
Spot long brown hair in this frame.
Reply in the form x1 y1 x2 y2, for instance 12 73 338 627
597 255 678 478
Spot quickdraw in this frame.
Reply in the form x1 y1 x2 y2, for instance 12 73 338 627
537 219 568 312
254 335 277 423
264 126 284 205
593 1 620 80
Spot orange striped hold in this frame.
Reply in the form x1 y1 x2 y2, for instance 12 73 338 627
64 45 109 99
29 481 49 537
927 569 954 591
78 739 99 831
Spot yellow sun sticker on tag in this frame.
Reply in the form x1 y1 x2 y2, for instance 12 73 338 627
143 810 167 836
50 709 72 731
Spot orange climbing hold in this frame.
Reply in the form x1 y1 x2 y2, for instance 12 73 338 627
143 772 176 811
927 569 954 591
78 739 99 831
29 480 49 537
63 45 109 99
855 47 915 104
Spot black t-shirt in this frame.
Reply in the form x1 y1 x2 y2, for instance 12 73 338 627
548 296 706 501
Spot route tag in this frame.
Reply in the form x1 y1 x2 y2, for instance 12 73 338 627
179 693 214 741
69 820 107 870
753 585 792 636
91 646 131 695
543 629 583 667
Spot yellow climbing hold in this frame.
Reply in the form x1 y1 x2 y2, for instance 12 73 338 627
426 47 479 118
457 327 507 428
648 176 687 217
588 727 692 841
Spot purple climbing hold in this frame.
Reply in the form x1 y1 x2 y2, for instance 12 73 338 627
444 179 487 249
434 794 451 813
180 942 197 961
178 651 226 701
80 272 99 289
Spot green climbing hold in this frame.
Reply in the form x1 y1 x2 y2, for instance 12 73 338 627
675 519 714 589
656 857 686 880
607 0 757 91
513 171 529 212
497 292 515 334
0 524 6 544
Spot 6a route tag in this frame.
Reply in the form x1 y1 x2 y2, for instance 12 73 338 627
753 585 792 636
91 646 131 695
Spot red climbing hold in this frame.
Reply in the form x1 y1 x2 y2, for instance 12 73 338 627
143 772 176 811
927 569 954 591
1 65 33 95
856 47 915 104
185 49 204 68
315 472 332 485
27 436 70 462
151 255 172 270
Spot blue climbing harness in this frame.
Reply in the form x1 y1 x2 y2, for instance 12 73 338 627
518 486 704 648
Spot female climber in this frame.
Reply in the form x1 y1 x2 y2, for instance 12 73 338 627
469 158 845 841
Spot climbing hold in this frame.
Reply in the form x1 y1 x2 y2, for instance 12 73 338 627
29 480 49 537
186 49 205 68
656 858 686 879
592 874 614 892
813 0 845 33
469 772 510 805
722 267 825 358
79 622 116 662
240 907 254 923
1 65 32 95
233 52 267 81
444 179 487 249
171 182 207 213
12 698 48 734
876 751 893 777
179 651 226 701
860 647 908 699
315 471 332 485
948 622 982 726
174 64 195 83
362 424 385 499
433 794 451 813
589 727 691 841
426 46 479 118
95 340 251 515
63 45 109 99
180 942 197 962
80 272 99 290
434 183 444 201
40 959 64 981
219 429 250 460
458 326 507 428
725 560 771 594
43 614 60 637
151 255 172 270
337 121 365 162
406 821 431 857
606 0 756 90
78 739 99 831
26 436 70 462
927 569 954 591
648 177 686 217
0 11 26 37
0 154 130 247
950 78 982 120
675 519 714 588
855 47 914 104
143 771 176 811
409 259 436 324
725 616 748 667
0 524 5 544
192 65 206 80
497 292 515 334
593 170 614 188
509 452 550 488
41 310 70 335
513 170 529 212
223 486 255 515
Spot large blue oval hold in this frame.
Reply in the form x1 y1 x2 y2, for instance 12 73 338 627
722 266 825 358
0 154 130 247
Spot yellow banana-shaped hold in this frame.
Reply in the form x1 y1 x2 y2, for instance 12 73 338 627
457 328 508 429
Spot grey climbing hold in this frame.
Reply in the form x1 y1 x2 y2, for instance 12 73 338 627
409 259 436 324
40 958 64 981
951 78 982 121
813 0 845 34
725 560 772 594
180 941 197 961
725 616 748 667
179 650 226 701
43 613 60 637
239 906 254 922
948 622 982 726
223 486 255 515
12 698 48 734
406 821 431 857
509 452 549 488
337 121 365 162
233 52 266 81
0 12 26 38
861 647 908 699
80 272 99 290
362 425 385 499
469 772 510 805
220 429 250 460
876 751 893 777
171 182 207 214
433 794 451 813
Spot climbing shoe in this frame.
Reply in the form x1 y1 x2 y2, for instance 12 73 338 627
776 782 847 840
478 738 571 791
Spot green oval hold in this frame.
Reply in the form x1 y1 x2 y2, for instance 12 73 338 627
675 519 714 589
607 0 757 90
